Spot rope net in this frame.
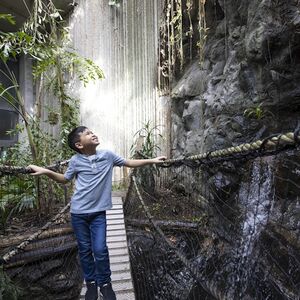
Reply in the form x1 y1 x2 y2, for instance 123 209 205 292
124 148 300 299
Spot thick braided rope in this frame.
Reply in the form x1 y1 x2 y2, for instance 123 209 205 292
0 160 69 176
160 131 299 166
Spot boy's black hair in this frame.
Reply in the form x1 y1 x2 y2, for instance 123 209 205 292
68 126 88 153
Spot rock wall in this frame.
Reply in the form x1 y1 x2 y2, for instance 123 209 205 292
168 0 300 299
171 0 300 157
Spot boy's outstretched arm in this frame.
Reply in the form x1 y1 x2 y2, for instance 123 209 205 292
124 156 166 168
28 165 69 184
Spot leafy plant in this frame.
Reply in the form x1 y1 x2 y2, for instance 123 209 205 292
0 0 104 214
0 175 36 231
130 121 163 194
243 103 274 120
47 108 60 125
0 0 104 160
0 14 16 25
130 121 163 159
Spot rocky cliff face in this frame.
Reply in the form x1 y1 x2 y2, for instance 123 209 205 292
167 0 300 299
172 0 300 157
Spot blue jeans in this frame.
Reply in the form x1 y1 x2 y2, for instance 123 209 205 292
71 211 111 285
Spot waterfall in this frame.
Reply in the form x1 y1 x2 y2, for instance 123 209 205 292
240 157 274 257
228 157 275 298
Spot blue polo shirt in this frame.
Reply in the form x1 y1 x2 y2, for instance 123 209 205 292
64 150 125 214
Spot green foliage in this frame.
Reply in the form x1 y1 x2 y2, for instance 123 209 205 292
130 121 163 159
0 0 105 217
190 215 206 223
0 266 22 300
47 107 60 125
243 103 274 120
0 176 35 231
32 47 104 88
130 121 163 194
0 136 66 229
151 203 161 213
0 0 104 159
0 83 20 117
0 14 16 25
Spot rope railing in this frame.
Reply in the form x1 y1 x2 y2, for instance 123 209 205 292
160 130 300 167
0 160 69 176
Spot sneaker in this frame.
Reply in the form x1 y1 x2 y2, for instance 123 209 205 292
85 281 98 300
100 282 116 300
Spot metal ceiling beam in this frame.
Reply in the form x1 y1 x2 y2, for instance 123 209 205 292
0 0 74 32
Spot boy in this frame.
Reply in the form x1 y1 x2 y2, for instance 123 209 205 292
28 126 166 300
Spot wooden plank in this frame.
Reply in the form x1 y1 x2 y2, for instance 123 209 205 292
110 262 131 272
111 271 132 282
109 247 129 256
107 209 124 215
108 204 123 210
110 197 135 299
112 280 134 292
112 197 123 205
107 235 127 243
107 214 124 220
110 255 130 264
107 240 128 249
107 224 125 231
107 219 125 225
107 229 127 237
115 292 136 300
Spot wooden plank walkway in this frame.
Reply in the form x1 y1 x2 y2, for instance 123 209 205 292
80 196 135 300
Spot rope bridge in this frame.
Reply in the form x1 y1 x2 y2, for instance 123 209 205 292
124 130 300 299
1 130 300 299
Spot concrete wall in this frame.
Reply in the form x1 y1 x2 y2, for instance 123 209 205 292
0 56 34 148
68 0 170 181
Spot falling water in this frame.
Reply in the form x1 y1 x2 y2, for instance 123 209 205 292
229 157 275 298
240 157 274 256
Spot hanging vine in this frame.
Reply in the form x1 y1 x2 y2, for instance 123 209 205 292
197 0 208 66
186 0 194 61
158 0 208 92
174 0 184 71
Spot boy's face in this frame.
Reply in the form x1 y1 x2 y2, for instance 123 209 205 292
75 128 99 152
